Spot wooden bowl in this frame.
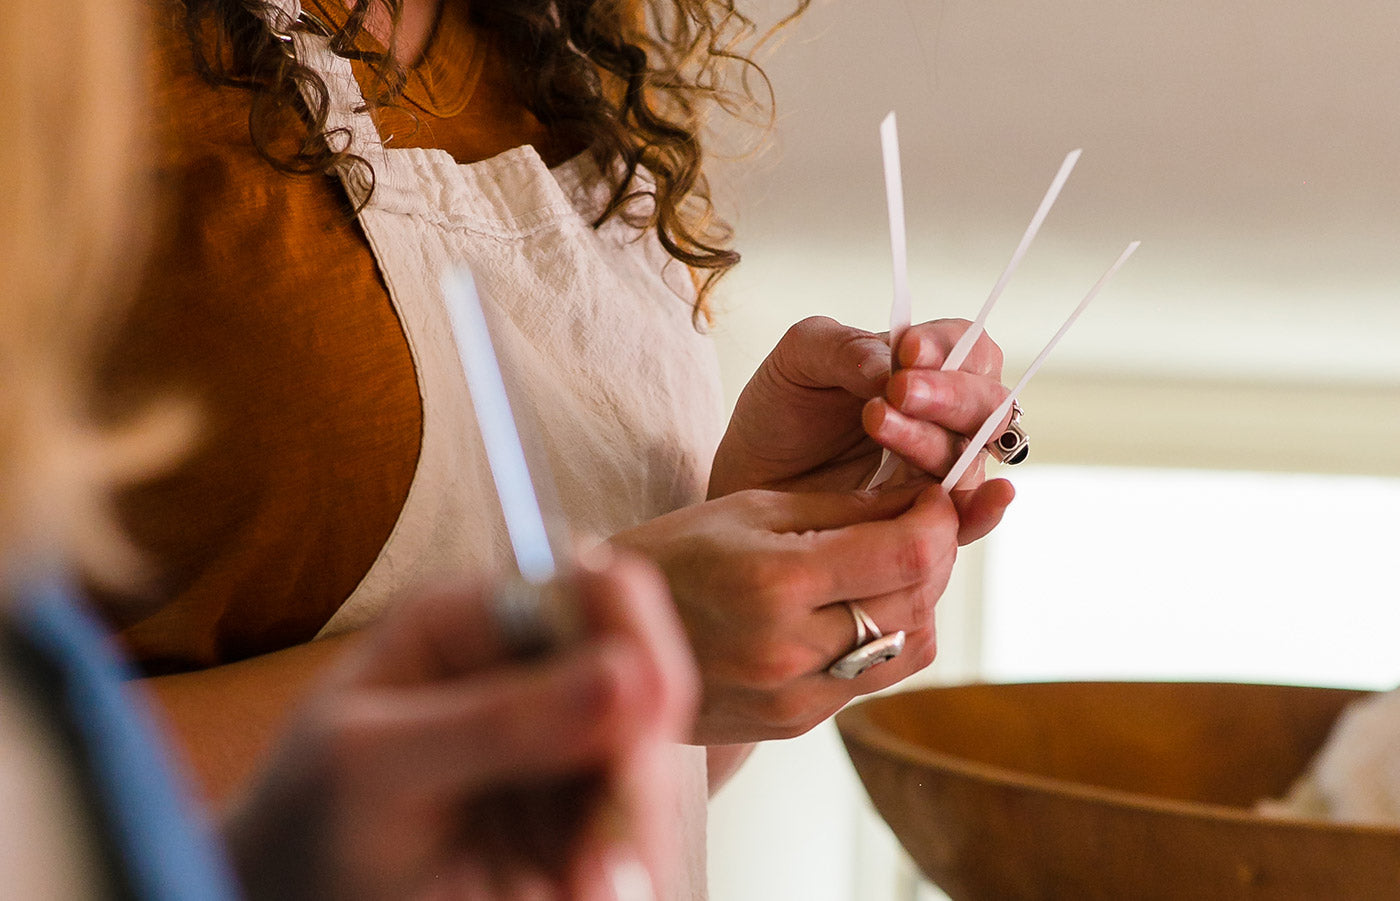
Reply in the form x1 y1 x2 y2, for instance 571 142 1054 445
835 681 1400 900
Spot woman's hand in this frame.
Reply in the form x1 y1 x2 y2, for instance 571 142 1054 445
610 479 1008 746
223 552 697 901
709 315 1013 518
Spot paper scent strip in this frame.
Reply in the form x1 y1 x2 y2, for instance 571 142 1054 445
444 266 560 584
445 266 655 901
939 148 1082 373
864 111 914 489
866 143 1082 490
443 267 587 659
940 240 1141 490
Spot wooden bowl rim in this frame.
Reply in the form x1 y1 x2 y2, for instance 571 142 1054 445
835 680 1400 840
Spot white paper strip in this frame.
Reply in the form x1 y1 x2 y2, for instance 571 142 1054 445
865 111 913 490
882 112 913 358
444 267 558 584
940 240 1140 491
941 148 1082 374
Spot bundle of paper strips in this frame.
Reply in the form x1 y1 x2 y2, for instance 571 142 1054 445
865 112 1140 491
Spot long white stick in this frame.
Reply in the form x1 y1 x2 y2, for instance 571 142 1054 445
882 112 913 358
941 240 1141 490
941 148 1082 373
865 111 913 489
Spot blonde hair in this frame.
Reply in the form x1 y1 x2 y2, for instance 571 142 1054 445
0 0 190 588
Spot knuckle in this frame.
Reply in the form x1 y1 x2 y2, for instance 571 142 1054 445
746 642 810 690
748 556 815 617
837 328 877 364
922 318 967 356
895 532 944 583
785 315 835 345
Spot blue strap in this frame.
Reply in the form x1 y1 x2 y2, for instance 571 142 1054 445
13 578 242 901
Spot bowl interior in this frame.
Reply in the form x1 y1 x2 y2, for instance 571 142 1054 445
836 682 1400 901
851 681 1355 806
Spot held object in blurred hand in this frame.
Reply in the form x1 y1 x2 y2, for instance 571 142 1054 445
444 265 582 657
444 265 656 901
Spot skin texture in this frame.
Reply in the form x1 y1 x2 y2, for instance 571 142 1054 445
613 480 1004 746
669 316 1014 747
224 550 698 901
711 315 1013 501
146 316 1015 799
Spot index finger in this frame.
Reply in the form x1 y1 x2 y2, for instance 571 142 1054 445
777 484 961 608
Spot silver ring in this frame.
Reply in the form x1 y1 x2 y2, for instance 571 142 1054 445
490 579 579 659
988 400 1029 465
827 601 906 679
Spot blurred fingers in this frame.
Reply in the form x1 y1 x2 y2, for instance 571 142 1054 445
574 548 698 741
569 738 675 901
331 640 652 800
350 579 531 686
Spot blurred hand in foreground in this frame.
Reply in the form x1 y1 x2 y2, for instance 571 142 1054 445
224 550 698 901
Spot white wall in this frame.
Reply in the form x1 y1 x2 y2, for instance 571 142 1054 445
701 1 1400 896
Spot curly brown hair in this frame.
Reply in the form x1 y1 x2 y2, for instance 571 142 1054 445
180 0 808 321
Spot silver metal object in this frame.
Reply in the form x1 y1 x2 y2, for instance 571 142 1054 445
444 266 579 653
988 399 1030 465
488 579 573 660
827 601 906 680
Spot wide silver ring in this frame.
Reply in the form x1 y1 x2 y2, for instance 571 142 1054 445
827 601 906 680
988 399 1029 465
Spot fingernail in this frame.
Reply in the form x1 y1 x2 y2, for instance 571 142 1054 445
901 335 925 368
858 352 890 382
900 379 930 411
607 850 655 901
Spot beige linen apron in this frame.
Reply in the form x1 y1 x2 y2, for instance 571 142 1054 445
270 6 724 896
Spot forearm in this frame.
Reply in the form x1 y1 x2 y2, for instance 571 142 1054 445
706 743 756 795
143 632 364 805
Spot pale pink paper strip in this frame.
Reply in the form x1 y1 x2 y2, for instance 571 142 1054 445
941 240 1141 491
868 147 1081 490
866 112 914 489
941 148 1082 374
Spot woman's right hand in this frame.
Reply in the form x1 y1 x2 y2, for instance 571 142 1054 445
222 551 698 901
610 479 1006 746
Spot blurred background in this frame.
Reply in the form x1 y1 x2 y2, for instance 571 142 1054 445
700 1 1400 897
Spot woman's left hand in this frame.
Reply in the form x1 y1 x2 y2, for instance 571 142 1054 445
709 315 1013 522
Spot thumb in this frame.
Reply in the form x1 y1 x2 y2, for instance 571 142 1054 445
950 478 1016 545
768 316 891 400
750 479 931 533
